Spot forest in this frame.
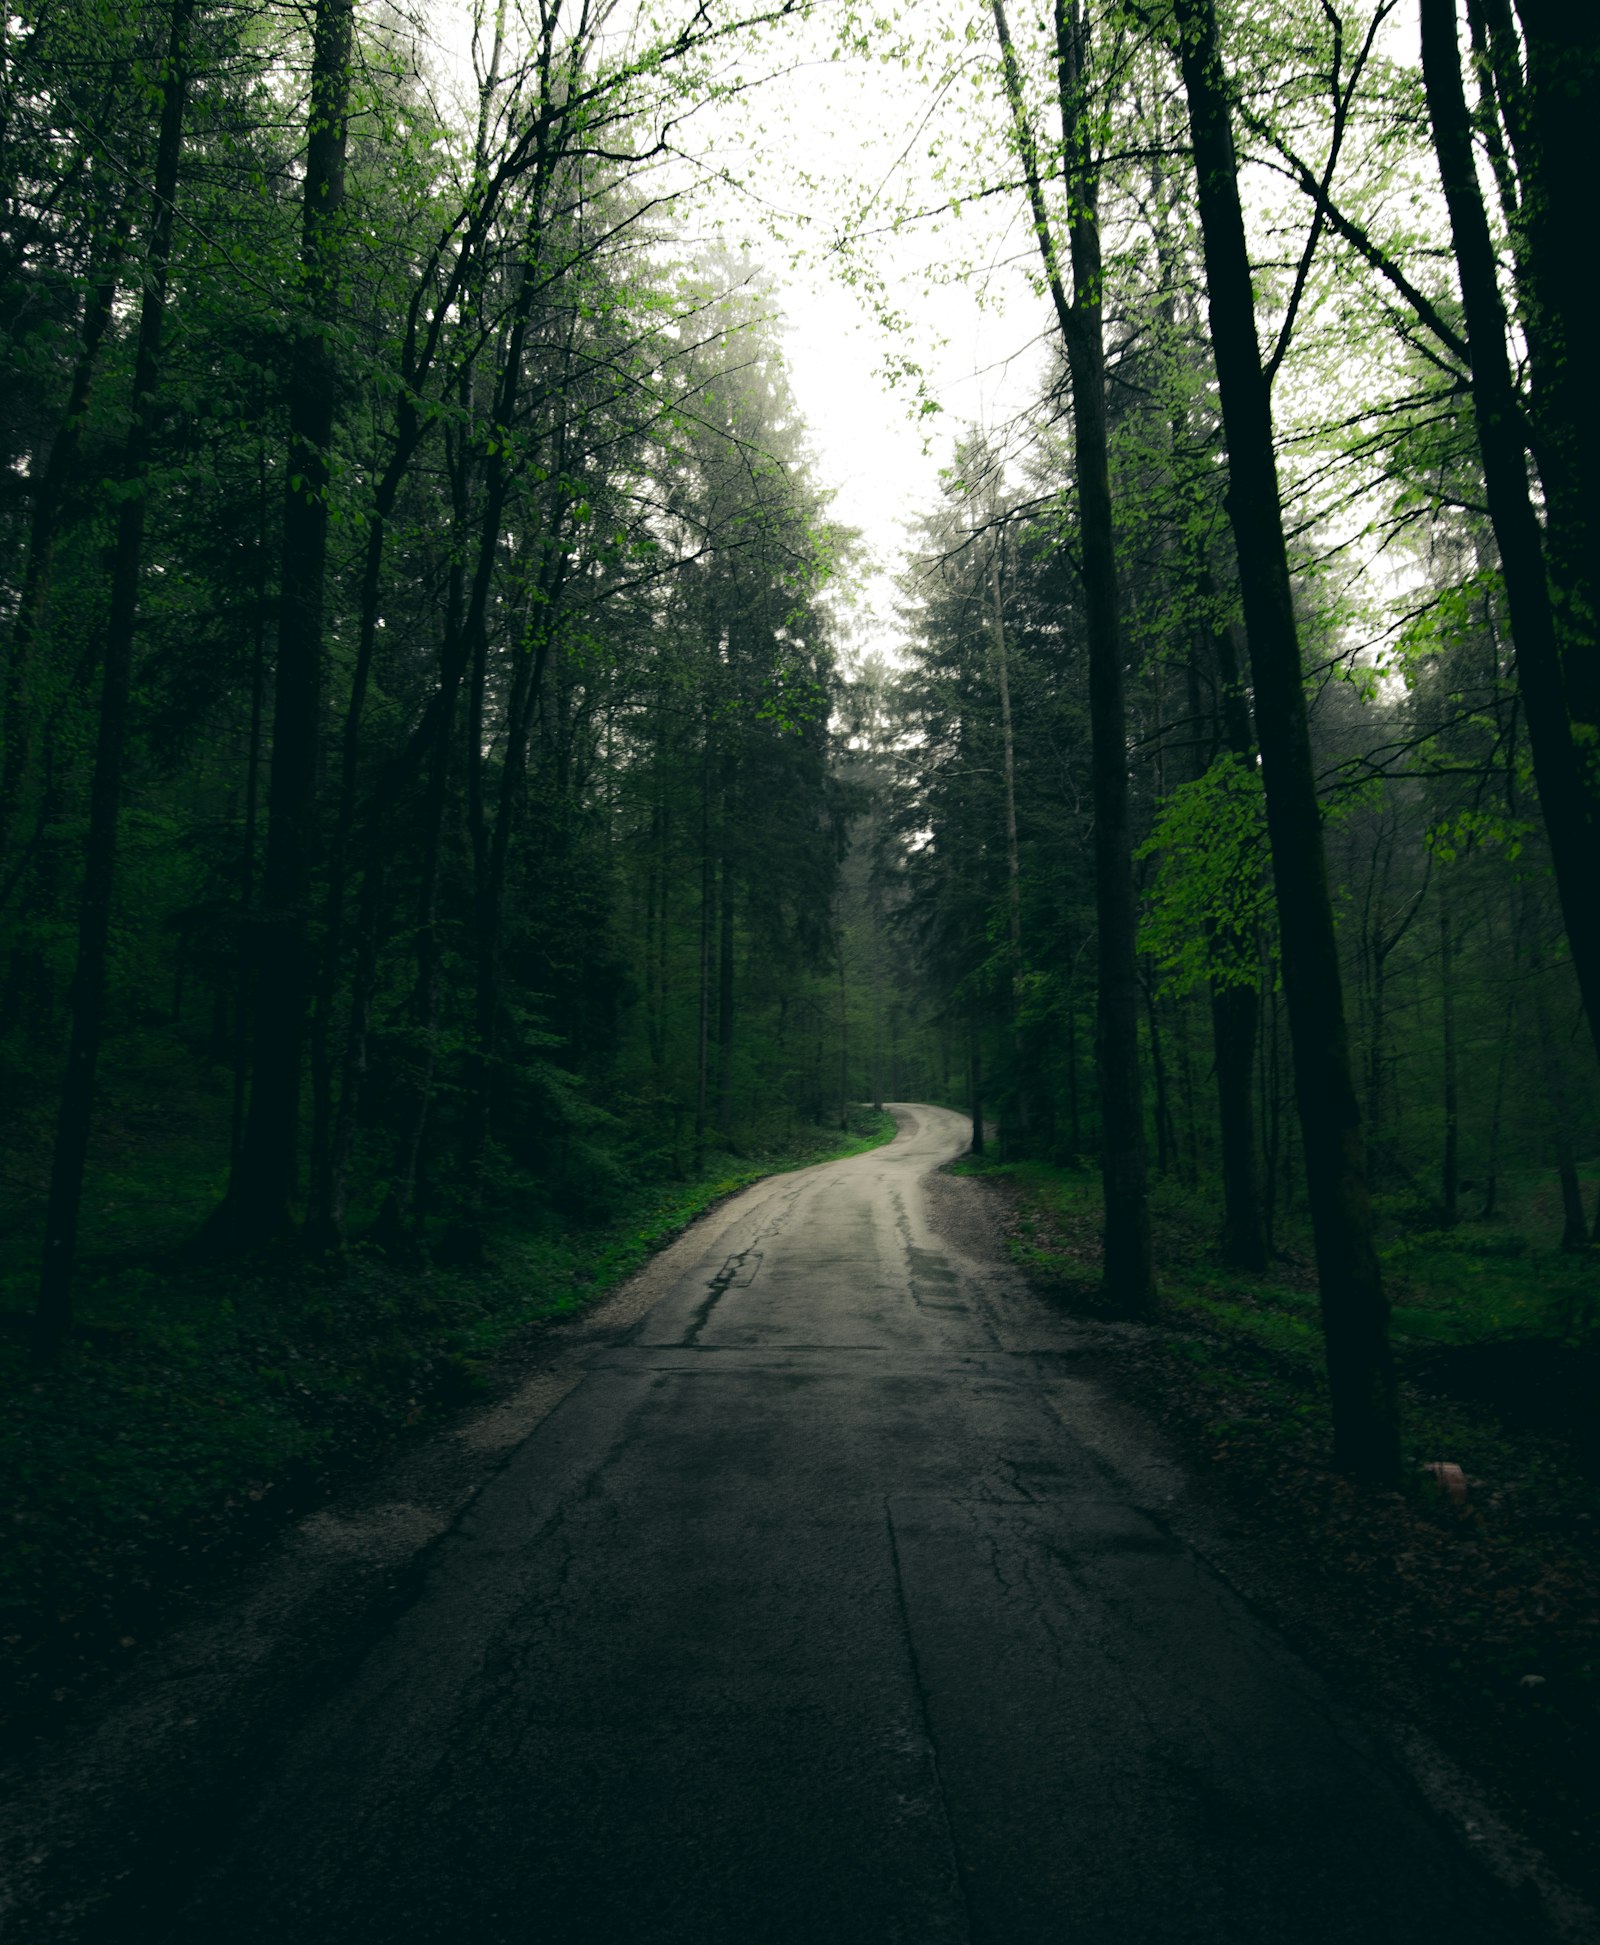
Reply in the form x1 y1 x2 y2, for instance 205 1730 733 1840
1 0 1596 1806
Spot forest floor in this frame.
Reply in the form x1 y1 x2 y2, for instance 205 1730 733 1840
954 1153 1600 1913
0 1107 899 1741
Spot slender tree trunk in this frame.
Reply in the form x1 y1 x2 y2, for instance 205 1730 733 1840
231 457 269 1171
1440 893 1459 1224
1367 945 1389 1172
455 575 552 1249
1473 0 1600 763
989 540 1028 1141
1420 0 1600 1077
306 505 390 1214
1174 0 1398 1481
656 797 672 1074
1527 946 1588 1251
1259 971 1281 1254
645 793 664 1069
716 847 736 1143
991 0 1152 1304
837 948 849 1131
1142 969 1172 1177
695 744 713 1148
375 712 451 1246
1212 983 1266 1269
227 0 354 1247
311 846 384 1248
34 0 196 1358
310 21 509 1241
969 1005 985 1156
1204 616 1267 1267
1 203 131 875
1173 993 1199 1187
1480 988 1514 1221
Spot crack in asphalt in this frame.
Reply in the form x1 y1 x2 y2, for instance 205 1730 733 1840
681 1248 759 1345
884 1500 976 1945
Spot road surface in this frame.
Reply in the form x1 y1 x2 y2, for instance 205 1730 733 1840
147 1105 1534 1941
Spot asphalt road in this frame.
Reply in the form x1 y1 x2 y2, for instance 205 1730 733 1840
153 1105 1535 1942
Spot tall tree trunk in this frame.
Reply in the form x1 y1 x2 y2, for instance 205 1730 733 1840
1259 972 1282 1255
1530 963 1588 1253
645 790 666 1070
1439 892 1459 1224
1205 616 1267 1269
837 947 849 1131
1142 968 1172 1177
231 447 270 1172
456 573 553 1250
1 201 131 876
310 18 509 1242
655 796 672 1075
227 0 354 1246
34 0 196 1359
1472 0 1600 767
968 1005 985 1156
375 710 452 1247
1479 987 1514 1222
695 740 713 1149
990 0 1152 1305
716 846 736 1143
1212 982 1266 1269
1173 0 1398 1482
1420 0 1600 1078
988 538 1028 1142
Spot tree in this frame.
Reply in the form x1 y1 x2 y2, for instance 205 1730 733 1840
988 0 1153 1308
34 0 199 1357
1169 0 1399 1483
1418 0 1600 1080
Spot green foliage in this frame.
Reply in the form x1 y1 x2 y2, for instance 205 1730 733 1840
1138 755 1276 996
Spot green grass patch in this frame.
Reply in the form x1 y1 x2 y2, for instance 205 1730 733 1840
963 1150 1599 1474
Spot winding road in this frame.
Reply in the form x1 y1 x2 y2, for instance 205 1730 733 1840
137 1105 1541 1940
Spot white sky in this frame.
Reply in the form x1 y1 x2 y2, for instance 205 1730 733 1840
687 24 1053 658
417 0 1038 655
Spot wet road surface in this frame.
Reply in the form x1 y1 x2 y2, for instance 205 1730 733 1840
155 1106 1535 1942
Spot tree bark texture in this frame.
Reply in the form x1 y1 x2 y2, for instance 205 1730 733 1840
1173 0 1398 1482
1420 0 1600 1077
1476 0 1600 757
990 0 1152 1306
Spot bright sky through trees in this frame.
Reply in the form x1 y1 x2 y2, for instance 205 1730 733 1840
420 0 1053 659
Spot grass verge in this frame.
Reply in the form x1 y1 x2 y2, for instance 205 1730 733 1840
0 1107 898 1735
